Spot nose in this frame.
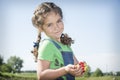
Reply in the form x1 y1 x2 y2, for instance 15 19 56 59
54 23 59 31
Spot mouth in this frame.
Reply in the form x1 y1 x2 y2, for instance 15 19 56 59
56 31 62 35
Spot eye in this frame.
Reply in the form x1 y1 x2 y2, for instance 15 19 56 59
57 19 62 23
47 23 52 27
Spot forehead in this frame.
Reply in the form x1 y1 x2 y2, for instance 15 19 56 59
44 12 61 24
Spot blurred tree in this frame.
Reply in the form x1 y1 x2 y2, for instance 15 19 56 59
0 55 3 65
109 71 114 76
0 63 12 72
7 56 23 73
83 65 91 77
91 68 103 77
116 71 120 76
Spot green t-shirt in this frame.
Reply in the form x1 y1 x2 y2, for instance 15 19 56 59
38 38 73 80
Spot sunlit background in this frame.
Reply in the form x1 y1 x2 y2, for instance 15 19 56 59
0 0 120 72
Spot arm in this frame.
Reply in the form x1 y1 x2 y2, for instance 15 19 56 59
73 55 79 65
37 59 76 80
37 59 67 80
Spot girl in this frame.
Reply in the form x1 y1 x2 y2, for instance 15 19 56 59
31 2 84 80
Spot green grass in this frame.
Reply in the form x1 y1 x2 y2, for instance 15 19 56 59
14 73 37 78
76 76 120 80
0 72 120 80
0 72 37 80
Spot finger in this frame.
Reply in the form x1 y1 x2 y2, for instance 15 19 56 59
75 67 84 76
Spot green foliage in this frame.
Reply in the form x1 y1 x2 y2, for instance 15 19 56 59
83 65 91 77
1 72 120 80
7 56 23 73
0 63 12 72
0 55 3 65
0 72 37 80
91 68 103 77
116 72 120 76
76 76 120 80
0 55 12 73
0 54 24 73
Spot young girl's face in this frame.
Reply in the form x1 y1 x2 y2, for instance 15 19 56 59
42 12 64 41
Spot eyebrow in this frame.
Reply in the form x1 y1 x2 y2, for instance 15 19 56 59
45 17 62 25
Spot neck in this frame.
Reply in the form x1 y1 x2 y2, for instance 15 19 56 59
50 37 61 43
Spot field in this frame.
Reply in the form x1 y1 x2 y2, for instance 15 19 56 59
76 76 120 80
0 72 120 80
0 72 37 80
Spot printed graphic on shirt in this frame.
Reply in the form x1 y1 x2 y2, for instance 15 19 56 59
55 58 64 67
55 59 59 66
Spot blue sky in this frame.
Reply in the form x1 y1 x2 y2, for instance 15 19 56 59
0 0 120 72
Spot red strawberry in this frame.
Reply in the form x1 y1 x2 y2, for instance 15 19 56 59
79 62 87 73
75 61 88 74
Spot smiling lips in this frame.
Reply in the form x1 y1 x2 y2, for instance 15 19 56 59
55 31 62 35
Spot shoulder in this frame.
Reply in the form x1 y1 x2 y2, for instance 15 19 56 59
40 39 55 49
38 39 56 61
56 41 73 52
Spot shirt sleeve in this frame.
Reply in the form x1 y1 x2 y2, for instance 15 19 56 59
38 40 55 61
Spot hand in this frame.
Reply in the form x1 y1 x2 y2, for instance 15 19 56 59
74 64 84 77
64 64 76 76
64 62 88 77
74 62 88 77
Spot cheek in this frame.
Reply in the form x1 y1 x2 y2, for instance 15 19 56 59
45 30 51 34
62 25 64 31
60 23 64 29
62 26 64 31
